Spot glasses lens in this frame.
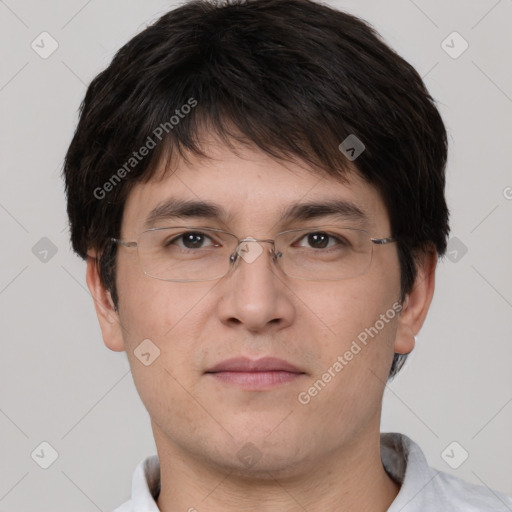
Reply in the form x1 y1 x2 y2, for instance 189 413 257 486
276 226 372 280
135 226 373 282
138 227 237 281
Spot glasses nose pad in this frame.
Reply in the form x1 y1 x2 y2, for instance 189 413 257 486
271 247 283 261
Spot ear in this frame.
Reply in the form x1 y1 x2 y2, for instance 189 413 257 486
85 250 125 352
394 248 437 355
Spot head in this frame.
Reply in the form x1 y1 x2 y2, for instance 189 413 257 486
63 0 449 473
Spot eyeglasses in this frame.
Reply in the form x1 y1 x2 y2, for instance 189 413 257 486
111 225 396 282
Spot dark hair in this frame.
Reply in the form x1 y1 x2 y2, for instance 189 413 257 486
63 0 449 380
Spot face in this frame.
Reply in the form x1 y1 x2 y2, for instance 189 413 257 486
89 138 424 476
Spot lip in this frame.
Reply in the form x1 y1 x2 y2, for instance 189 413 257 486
205 357 306 390
205 356 304 374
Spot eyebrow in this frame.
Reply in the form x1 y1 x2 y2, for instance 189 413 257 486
143 198 369 230
281 199 368 225
143 199 225 229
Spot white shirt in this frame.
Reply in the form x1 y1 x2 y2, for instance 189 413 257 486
113 432 512 511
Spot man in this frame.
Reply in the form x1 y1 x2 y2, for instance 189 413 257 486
62 0 512 510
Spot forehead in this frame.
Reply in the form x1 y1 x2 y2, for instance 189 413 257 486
121 141 390 237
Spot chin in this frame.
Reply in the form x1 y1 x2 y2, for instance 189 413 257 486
213 449 310 480
207 430 311 477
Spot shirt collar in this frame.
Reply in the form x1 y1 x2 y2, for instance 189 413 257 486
131 454 161 511
125 432 512 511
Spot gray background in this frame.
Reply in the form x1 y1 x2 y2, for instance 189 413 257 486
1 0 511 510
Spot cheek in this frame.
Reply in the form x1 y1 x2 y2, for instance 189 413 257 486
115 260 216 384
114 268 208 431
312 280 398 340
297 287 399 424
115 254 201 343
301 279 400 398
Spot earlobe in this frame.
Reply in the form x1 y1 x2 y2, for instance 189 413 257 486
394 324 416 355
85 251 126 352
394 249 437 355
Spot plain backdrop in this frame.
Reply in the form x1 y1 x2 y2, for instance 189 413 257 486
0 0 511 510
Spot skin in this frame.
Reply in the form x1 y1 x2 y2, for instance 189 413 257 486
86 136 436 512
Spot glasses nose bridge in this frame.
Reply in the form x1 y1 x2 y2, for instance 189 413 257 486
238 236 275 246
230 236 280 265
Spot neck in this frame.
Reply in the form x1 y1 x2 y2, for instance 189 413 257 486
153 424 400 512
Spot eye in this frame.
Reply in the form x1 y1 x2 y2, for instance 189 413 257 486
166 231 218 250
295 231 348 250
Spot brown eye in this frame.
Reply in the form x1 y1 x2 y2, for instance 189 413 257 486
296 231 348 250
180 232 208 249
306 232 329 249
165 232 215 250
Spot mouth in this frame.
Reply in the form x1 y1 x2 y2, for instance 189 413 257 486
205 357 306 390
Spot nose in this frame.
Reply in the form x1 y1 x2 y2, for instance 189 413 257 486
216 238 296 332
